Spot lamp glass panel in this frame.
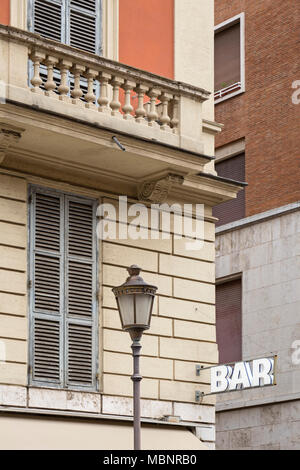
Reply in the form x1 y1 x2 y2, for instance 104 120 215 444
117 294 135 327
135 294 153 326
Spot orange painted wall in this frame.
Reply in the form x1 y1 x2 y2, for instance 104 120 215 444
0 0 10 25
119 0 174 79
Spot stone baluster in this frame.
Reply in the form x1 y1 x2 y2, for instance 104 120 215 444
134 84 149 124
71 64 85 105
30 50 45 93
122 80 136 120
98 72 111 113
57 59 72 101
171 96 180 134
44 56 58 97
160 92 173 131
147 88 160 127
110 76 124 117
84 68 98 109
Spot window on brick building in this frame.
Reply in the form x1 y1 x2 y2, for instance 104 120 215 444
216 278 242 364
28 186 98 390
213 153 246 227
215 13 245 102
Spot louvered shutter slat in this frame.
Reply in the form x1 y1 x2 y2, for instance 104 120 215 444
31 190 62 384
34 193 61 314
67 323 93 385
70 8 97 54
33 0 63 42
33 318 61 382
66 197 95 388
68 261 93 317
35 193 61 251
68 201 94 257
71 0 96 11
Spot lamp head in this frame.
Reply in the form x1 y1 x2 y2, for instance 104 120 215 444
112 265 157 337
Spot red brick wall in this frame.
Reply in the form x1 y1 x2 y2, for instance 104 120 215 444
215 0 300 217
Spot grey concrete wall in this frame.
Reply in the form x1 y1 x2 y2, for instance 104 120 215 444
215 209 300 449
217 401 300 450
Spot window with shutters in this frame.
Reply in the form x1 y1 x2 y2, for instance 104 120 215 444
214 13 245 103
216 278 242 364
213 153 246 227
28 186 98 390
28 0 102 55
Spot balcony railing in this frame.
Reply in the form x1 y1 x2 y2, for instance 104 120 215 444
0 25 211 153
214 82 242 101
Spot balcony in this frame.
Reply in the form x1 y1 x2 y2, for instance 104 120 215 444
0 24 212 146
0 24 242 206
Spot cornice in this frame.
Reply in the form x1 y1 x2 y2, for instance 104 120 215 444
0 123 24 164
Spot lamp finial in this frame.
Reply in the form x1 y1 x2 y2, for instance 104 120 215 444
127 265 142 277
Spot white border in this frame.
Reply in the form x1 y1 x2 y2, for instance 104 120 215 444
10 0 27 29
102 0 119 60
214 12 245 104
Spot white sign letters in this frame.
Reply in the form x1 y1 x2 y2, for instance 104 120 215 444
210 357 275 394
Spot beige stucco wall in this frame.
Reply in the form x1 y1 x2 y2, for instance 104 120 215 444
0 414 209 450
174 0 216 161
100 196 217 405
0 170 217 448
0 173 27 385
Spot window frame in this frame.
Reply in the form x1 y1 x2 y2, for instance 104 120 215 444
27 0 103 56
214 12 245 104
213 152 246 227
28 185 99 392
216 274 243 364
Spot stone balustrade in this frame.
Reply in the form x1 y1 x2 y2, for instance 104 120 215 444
0 25 211 152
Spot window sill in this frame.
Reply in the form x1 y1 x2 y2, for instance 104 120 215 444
214 84 245 104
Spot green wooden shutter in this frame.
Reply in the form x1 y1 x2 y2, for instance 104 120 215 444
29 188 97 390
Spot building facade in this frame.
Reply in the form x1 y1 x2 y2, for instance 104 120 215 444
0 0 243 450
214 0 300 450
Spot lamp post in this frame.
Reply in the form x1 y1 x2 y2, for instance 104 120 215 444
112 265 157 450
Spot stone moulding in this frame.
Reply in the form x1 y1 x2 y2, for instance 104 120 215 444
0 124 24 164
138 173 184 204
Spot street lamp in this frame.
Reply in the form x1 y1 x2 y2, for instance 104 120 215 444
112 265 157 450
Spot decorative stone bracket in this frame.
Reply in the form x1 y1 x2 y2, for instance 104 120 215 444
0 124 24 164
138 173 184 204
